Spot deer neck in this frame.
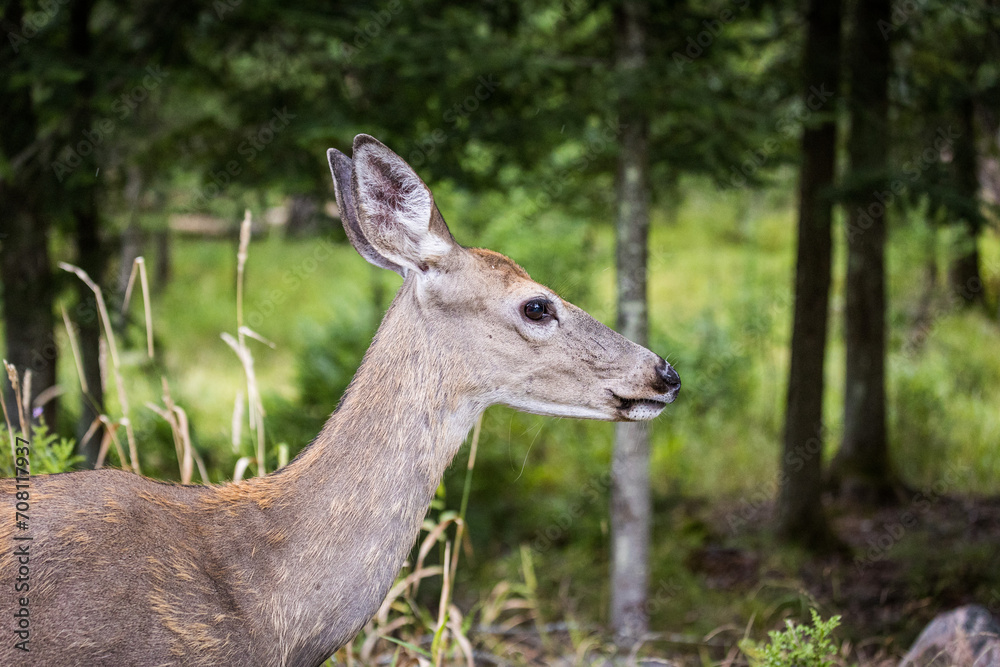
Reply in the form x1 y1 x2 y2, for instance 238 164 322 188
249 282 482 661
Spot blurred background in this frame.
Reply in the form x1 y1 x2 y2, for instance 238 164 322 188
2 0 1000 663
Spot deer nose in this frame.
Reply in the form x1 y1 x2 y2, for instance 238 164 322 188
655 359 681 393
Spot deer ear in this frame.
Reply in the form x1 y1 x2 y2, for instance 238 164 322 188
349 134 458 274
327 148 405 274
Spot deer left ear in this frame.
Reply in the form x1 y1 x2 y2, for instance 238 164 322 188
350 134 458 275
327 148 405 274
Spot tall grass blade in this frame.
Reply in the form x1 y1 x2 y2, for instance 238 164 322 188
59 262 140 473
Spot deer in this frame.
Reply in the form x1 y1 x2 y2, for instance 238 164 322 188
1 134 680 666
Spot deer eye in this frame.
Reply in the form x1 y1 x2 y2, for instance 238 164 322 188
522 299 552 322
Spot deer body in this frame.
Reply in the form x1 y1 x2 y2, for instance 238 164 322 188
1 135 679 666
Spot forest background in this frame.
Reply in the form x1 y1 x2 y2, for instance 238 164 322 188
2 0 1000 663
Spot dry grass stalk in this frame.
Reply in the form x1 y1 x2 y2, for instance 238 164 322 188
78 416 102 453
61 304 101 453
410 516 458 600
446 607 475 667
122 256 155 359
375 565 446 627
146 377 196 484
352 564 544 666
429 540 474 667
20 368 32 419
236 209 251 328
4 361 29 438
32 385 64 411
59 261 140 473
360 615 412 660
192 448 209 483
1 401 14 462
231 388 244 452
221 332 267 475
94 427 113 469
94 415 128 469
225 209 270 476
433 541 453 666
2 360 24 459
163 379 192 482
63 253 205 482
233 455 253 482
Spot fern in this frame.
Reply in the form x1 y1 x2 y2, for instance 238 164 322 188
1 423 84 477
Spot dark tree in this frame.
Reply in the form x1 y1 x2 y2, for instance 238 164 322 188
610 0 652 641
776 0 842 548
3 0 249 458
829 0 895 503
0 0 58 428
68 0 110 465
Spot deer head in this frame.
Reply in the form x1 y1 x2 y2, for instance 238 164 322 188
327 134 679 423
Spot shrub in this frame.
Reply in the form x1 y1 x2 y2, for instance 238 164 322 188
740 610 843 667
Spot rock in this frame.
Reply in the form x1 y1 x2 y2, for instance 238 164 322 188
899 605 1000 667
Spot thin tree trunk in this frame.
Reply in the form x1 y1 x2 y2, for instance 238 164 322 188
0 0 57 429
829 0 895 504
949 96 984 306
776 0 842 550
611 0 651 643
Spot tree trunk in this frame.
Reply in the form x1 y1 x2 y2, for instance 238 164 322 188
0 187 57 429
610 0 651 643
69 0 107 467
829 0 895 504
948 96 984 307
0 0 57 429
776 0 842 550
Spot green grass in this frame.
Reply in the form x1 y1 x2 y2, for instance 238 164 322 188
154 234 392 436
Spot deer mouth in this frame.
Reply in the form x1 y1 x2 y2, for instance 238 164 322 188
612 395 669 421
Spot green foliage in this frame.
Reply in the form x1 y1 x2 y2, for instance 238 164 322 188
891 310 1000 491
432 182 600 305
665 311 758 417
740 610 843 667
0 424 83 477
296 315 376 417
28 424 84 475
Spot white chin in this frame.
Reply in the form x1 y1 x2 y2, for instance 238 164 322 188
623 401 666 421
